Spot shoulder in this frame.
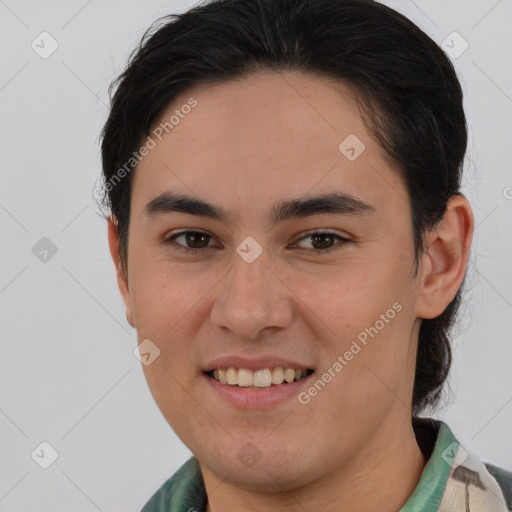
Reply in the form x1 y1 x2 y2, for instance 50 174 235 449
484 463 512 511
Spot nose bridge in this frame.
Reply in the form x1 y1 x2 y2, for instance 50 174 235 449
211 245 292 338
227 248 274 313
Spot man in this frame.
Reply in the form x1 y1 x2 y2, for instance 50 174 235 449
99 0 511 510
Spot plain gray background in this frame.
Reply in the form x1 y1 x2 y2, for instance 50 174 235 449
0 0 511 510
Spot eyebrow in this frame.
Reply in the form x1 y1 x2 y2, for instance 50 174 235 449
143 191 376 225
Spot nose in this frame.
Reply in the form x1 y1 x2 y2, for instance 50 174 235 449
210 251 293 341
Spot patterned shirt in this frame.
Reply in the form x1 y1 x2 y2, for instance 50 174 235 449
140 418 512 512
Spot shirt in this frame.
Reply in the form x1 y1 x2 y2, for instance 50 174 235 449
140 418 512 512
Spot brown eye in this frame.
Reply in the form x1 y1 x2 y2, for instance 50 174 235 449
291 231 352 254
164 230 215 252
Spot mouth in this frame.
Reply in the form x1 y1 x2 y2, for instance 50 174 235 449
204 367 315 389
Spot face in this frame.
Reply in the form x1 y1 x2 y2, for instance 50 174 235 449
113 70 429 490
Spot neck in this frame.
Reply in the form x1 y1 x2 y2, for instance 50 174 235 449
202 416 427 512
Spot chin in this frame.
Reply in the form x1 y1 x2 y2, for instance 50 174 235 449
197 442 320 492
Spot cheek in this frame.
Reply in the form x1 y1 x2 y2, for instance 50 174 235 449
311 262 413 382
142 356 215 451
130 260 206 395
130 257 205 329
306 261 405 329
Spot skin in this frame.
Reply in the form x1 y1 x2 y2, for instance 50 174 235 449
107 70 473 512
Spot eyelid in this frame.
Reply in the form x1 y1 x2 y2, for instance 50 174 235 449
292 228 352 243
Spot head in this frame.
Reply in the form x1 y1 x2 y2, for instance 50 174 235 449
100 0 473 491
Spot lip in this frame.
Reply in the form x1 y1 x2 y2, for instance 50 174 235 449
202 354 314 372
202 371 314 409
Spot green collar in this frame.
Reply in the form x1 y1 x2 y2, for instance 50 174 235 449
140 455 206 512
400 419 457 511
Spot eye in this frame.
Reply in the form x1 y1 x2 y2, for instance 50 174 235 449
290 230 352 254
163 230 218 253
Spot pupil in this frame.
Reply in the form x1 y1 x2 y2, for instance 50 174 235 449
313 234 333 249
188 232 209 248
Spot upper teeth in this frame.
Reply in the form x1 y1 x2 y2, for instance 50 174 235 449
211 367 309 387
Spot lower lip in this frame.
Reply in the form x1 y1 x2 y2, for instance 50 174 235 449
202 372 314 409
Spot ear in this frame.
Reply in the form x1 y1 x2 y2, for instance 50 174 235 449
107 214 136 328
415 195 474 319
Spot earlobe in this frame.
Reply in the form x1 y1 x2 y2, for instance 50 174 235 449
107 215 136 328
415 195 474 319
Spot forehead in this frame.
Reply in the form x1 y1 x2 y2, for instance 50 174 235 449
132 70 408 222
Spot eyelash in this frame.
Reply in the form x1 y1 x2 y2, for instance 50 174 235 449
163 230 352 255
